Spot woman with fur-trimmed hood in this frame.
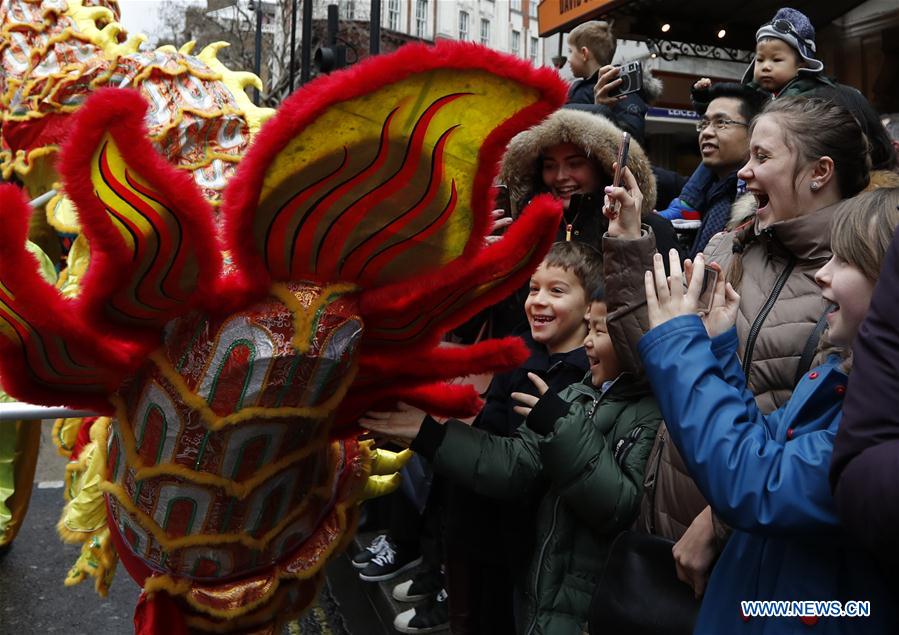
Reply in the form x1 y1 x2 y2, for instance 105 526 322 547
498 109 683 261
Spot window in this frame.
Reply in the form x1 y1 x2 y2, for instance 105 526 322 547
511 29 520 56
459 11 470 41
387 0 400 31
339 0 354 20
415 0 427 37
529 36 539 63
510 0 522 12
529 0 537 16
480 18 490 46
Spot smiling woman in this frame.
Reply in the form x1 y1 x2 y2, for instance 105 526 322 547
705 96 870 410
497 108 685 260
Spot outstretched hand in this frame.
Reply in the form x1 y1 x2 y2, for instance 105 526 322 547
359 402 429 445
511 372 549 418
645 251 740 333
603 163 643 240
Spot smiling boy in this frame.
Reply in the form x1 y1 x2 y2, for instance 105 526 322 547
360 236 662 633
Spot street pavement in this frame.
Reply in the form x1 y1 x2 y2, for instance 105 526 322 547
0 421 140 634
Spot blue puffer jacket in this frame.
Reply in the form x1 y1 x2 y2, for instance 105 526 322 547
638 316 896 634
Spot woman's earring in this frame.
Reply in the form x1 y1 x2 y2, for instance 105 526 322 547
810 181 820 191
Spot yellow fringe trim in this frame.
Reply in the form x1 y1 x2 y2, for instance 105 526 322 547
269 282 359 356
369 447 413 475
52 417 81 458
359 474 402 501
145 352 357 432
57 418 111 541
111 397 329 498
149 506 349 623
183 573 325 632
64 527 119 597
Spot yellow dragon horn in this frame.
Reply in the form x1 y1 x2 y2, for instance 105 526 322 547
360 474 403 501
370 448 413 475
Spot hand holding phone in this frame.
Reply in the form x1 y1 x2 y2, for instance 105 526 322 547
491 184 512 220
690 259 740 337
697 265 718 313
603 133 644 239
486 184 514 245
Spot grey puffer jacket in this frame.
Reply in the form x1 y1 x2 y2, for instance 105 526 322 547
703 204 836 413
607 206 836 541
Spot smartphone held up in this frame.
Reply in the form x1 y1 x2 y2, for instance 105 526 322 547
605 132 631 219
697 265 718 313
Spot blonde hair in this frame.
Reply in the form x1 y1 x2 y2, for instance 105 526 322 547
820 187 899 370
567 21 616 67
831 187 899 282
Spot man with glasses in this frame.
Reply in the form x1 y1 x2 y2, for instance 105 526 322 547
658 83 766 256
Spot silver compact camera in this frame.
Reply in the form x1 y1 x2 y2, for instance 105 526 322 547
610 60 644 97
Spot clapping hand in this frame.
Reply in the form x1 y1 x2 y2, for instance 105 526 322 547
511 372 550 418
645 250 739 332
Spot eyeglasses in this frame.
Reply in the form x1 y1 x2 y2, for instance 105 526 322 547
766 18 816 52
696 118 749 132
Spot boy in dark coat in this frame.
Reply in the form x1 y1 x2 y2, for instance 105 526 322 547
362 240 662 634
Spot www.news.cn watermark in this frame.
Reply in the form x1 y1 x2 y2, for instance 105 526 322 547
741 601 871 618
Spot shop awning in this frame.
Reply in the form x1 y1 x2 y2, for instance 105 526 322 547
538 0 870 48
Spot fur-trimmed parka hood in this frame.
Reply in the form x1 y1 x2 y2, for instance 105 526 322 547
498 109 657 215
642 74 664 105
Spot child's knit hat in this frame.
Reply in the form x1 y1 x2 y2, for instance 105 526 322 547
741 7 824 85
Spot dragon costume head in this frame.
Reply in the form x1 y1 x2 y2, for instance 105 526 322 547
0 2 570 631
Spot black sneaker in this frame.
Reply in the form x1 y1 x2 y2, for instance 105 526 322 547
394 588 448 634
351 533 390 569
392 568 444 602
358 541 423 582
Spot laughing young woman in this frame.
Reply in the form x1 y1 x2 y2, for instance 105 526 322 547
605 97 872 599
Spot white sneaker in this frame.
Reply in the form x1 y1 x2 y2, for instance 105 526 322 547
393 589 448 633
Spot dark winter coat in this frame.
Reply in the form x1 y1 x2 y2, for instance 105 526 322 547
657 163 741 258
414 375 661 635
639 317 897 634
444 333 590 562
830 225 899 575
564 69 664 146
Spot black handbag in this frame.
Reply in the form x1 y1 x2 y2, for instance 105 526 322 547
588 530 700 635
